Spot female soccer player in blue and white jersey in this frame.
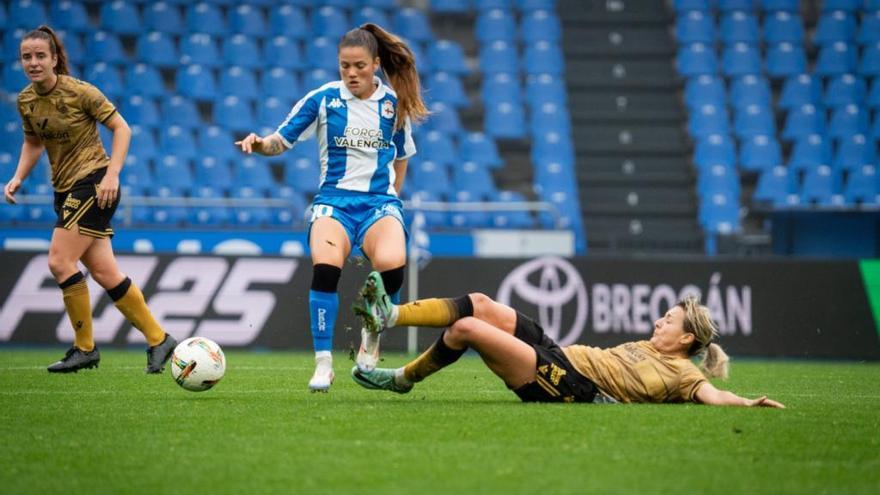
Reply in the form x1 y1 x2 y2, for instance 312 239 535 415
236 24 428 392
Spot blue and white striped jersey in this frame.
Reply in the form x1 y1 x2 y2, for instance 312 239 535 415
274 77 416 197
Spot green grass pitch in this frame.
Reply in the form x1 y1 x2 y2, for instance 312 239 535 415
0 349 878 494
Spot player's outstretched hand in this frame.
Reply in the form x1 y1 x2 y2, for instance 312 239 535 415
235 133 262 154
4 177 21 204
746 396 785 409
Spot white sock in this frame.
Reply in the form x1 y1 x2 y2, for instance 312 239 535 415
315 350 332 362
388 305 400 327
394 367 411 387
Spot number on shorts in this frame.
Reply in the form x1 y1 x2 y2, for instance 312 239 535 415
310 205 334 222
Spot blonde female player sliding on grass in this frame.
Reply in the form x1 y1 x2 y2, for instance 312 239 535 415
4 26 176 373
351 272 784 407
236 24 427 392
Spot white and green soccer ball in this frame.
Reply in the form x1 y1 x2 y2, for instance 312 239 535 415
170 337 226 392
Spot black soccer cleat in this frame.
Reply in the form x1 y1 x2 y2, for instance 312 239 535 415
145 334 178 374
47 347 100 373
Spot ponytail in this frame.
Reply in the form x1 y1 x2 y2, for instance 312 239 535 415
22 25 70 76
699 343 730 380
340 24 429 130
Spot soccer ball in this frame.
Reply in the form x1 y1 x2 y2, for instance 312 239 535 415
170 337 226 392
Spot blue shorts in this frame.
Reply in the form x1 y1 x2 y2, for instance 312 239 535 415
308 193 407 250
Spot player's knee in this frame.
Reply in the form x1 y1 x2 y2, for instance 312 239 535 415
448 317 481 342
47 250 75 279
88 265 121 289
371 252 406 273
467 293 495 313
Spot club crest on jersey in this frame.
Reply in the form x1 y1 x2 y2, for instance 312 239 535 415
381 100 395 119
328 97 346 109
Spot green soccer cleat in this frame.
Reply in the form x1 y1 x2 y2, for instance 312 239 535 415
351 366 412 394
47 347 100 373
353 271 395 334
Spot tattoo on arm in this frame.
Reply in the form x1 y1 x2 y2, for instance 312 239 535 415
268 139 281 155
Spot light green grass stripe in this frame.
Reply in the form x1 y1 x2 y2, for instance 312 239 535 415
859 259 880 338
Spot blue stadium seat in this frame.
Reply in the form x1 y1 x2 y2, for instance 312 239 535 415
825 74 866 107
312 6 349 38
128 125 158 161
484 101 526 139
120 154 154 189
426 72 469 107
672 0 712 11
523 41 565 75
430 0 472 13
534 159 577 196
520 10 561 43
9 0 48 29
0 202 25 224
229 5 267 37
395 8 434 42
828 104 869 139
460 132 504 168
782 104 826 140
739 134 782 171
426 102 464 137
873 115 880 140
760 0 800 11
19 205 56 227
160 126 198 161
85 63 123 99
694 134 736 168
219 66 259 100
215 96 256 133
779 74 822 109
718 0 754 10
814 11 856 45
699 193 741 235
675 10 715 44
869 79 880 110
284 156 320 194
411 159 453 198
492 190 535 228
180 34 221 67
449 190 492 228
429 40 469 75
479 41 519 74
834 134 876 173
676 43 718 76
271 5 309 40
419 131 458 166
161 96 202 129
197 125 237 161
525 73 566 107
263 37 306 71
222 35 261 69
719 11 760 44
788 134 833 172
303 69 335 92
353 6 391 28
800 165 841 205
236 156 275 192
765 42 807 78
0 102 17 125
815 42 858 76
150 204 189 228
154 155 194 189
120 95 160 129
530 102 571 135
186 2 226 36
721 43 762 76
175 64 218 102
734 104 776 138
50 1 91 33
729 75 771 108
688 104 731 138
143 2 185 35
260 68 302 101
843 165 878 204
307 37 340 72
0 121 23 154
754 166 795 205
322 0 359 8
188 199 232 228
136 32 179 68
125 64 165 98
85 31 127 65
857 11 880 45
476 9 517 42
482 72 521 106
257 97 293 127
477 0 513 9
517 0 557 10
685 75 726 108
532 131 574 167
56 30 85 65
822 0 861 11
859 42 880 76
763 11 804 43
698 165 740 198
100 1 141 35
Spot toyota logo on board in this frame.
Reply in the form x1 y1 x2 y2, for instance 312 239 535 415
496 257 587 346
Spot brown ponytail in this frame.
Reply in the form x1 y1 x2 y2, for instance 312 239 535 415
340 23 428 130
22 25 70 76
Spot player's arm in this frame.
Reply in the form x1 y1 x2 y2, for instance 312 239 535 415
235 132 287 157
393 159 408 194
93 113 130 209
694 382 785 408
4 135 44 204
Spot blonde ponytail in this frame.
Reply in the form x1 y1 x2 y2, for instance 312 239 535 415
700 343 730 380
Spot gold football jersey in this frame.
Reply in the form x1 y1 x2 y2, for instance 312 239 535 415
17 75 117 191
